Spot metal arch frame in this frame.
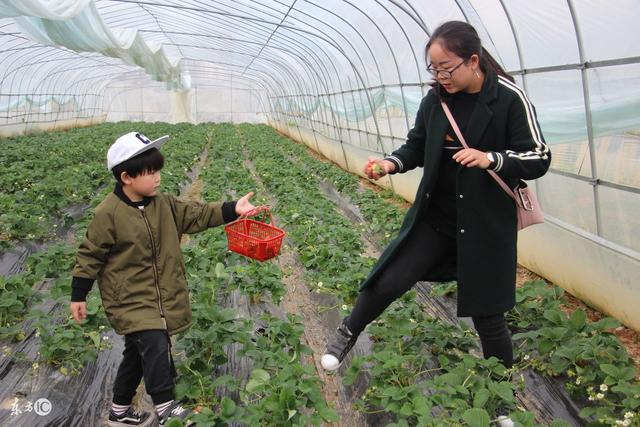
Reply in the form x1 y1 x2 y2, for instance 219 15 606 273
34 66 106 121
174 44 324 130
167 26 339 139
102 68 272 120
395 1 429 34
299 0 393 152
4 53 95 122
132 5 347 145
0 35 130 122
566 0 603 236
240 0 298 76
288 0 379 141
56 66 131 120
342 0 411 134
222 0 379 155
33 58 130 110
495 0 604 239
189 0 376 156
136 2 187 61
106 0 385 147
22 58 124 123
378 0 428 99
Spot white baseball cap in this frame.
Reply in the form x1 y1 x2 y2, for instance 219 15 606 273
107 132 170 170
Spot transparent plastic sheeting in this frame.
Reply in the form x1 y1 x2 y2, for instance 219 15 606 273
0 0 189 117
1 1 639 143
0 3 639 253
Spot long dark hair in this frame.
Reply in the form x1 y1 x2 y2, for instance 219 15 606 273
425 21 514 95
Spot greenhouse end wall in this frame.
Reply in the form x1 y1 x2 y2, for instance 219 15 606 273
271 120 640 332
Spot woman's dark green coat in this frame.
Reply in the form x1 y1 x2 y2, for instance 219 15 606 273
361 72 551 317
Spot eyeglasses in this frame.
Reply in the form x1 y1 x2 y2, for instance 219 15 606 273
426 60 466 79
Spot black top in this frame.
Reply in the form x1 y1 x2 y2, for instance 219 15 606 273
423 91 478 237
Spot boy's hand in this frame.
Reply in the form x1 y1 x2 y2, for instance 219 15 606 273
236 191 256 216
70 302 87 323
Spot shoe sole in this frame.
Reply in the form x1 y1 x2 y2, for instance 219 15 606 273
108 413 157 427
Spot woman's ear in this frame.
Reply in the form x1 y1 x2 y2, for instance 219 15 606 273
469 53 480 70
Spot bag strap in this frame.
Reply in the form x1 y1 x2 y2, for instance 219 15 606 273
440 101 518 203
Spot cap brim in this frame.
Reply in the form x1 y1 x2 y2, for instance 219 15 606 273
129 135 170 159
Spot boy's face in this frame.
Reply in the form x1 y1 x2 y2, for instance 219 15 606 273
125 170 161 199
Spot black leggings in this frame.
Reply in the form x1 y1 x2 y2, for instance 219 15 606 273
345 220 513 368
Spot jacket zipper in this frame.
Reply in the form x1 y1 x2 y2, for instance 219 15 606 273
141 209 167 328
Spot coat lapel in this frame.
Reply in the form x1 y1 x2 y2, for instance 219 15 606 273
423 105 448 177
466 103 493 149
465 71 499 150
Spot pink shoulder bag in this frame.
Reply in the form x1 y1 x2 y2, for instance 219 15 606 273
441 101 544 231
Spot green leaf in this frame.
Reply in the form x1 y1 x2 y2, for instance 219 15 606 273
473 389 490 408
214 262 227 279
543 309 566 325
220 397 236 417
250 368 271 382
599 364 619 378
245 379 265 393
568 309 586 331
462 408 490 427
592 317 620 331
287 409 297 421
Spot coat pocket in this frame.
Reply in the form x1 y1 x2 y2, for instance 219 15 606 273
113 273 124 304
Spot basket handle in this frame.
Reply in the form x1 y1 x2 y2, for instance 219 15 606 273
239 205 276 225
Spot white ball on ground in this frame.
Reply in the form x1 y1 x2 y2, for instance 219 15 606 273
321 354 340 371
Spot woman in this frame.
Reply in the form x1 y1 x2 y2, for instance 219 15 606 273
322 21 550 378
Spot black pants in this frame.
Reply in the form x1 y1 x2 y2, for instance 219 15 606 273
346 220 513 368
112 329 177 406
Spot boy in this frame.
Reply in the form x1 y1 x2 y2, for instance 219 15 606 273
69 131 255 426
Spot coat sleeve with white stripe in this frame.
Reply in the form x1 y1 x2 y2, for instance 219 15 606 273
490 80 551 180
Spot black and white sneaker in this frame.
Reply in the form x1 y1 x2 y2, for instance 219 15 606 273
321 321 358 371
157 401 196 426
107 407 155 427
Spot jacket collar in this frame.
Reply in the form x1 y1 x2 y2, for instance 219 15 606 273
460 70 499 149
478 70 499 104
114 183 153 208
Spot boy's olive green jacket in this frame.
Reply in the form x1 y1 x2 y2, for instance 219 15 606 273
73 190 230 335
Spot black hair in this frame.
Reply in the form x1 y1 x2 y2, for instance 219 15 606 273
425 21 514 95
112 147 164 184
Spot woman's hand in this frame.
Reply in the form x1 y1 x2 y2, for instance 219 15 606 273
452 148 491 169
235 191 256 216
70 302 87 323
364 157 396 180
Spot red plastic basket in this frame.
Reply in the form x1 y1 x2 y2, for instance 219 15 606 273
224 206 285 261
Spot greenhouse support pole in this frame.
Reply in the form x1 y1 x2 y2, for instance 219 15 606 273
497 0 552 213
567 0 602 236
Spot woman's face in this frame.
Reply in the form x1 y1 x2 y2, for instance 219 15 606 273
427 41 480 94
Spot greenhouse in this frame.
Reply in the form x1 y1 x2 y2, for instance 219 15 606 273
0 0 639 426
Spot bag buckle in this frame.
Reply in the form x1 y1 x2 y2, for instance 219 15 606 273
517 187 534 211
